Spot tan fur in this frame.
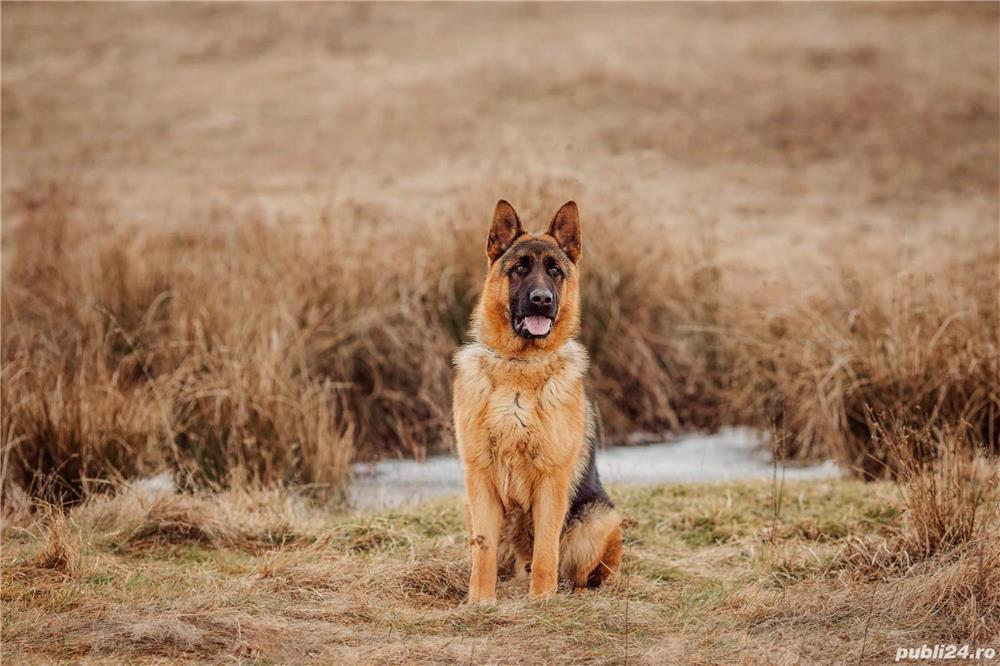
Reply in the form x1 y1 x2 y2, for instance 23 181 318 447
453 201 622 603
560 503 623 589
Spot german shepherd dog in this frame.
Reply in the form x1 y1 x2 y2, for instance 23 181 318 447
453 200 622 602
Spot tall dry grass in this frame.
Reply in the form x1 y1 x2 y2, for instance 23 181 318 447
2 187 363 500
2 181 997 501
746 258 999 478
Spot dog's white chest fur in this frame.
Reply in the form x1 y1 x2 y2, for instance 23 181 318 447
453 341 589 508
485 385 536 442
454 342 586 440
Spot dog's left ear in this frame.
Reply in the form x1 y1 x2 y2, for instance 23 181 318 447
547 201 582 263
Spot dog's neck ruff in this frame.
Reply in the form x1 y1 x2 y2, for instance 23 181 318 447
478 340 568 364
455 338 589 374
479 343 532 363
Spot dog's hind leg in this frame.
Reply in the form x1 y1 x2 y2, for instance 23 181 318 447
559 502 623 590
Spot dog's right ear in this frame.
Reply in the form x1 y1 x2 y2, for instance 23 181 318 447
487 200 525 263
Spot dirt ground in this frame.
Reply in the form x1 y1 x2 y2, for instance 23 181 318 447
3 3 997 287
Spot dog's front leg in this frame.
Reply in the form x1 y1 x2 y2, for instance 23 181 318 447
529 473 570 599
465 468 502 604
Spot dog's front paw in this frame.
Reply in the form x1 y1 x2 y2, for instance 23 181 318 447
529 569 558 599
465 594 497 607
528 581 557 600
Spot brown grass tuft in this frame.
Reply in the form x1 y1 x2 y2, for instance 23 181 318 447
377 558 471 604
887 422 998 560
71 484 316 552
828 424 1000 641
28 513 81 575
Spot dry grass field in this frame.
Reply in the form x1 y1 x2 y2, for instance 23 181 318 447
3 475 998 664
1 3 998 663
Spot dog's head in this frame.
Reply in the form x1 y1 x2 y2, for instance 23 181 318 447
474 200 582 356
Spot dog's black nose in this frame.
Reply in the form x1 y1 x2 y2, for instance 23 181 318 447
529 288 553 306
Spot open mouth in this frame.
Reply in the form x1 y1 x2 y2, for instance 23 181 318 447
513 314 554 338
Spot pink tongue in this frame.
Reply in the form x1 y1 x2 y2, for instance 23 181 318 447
524 315 552 336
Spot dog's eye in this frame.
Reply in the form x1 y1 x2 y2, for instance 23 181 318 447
547 266 562 278
512 264 529 275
